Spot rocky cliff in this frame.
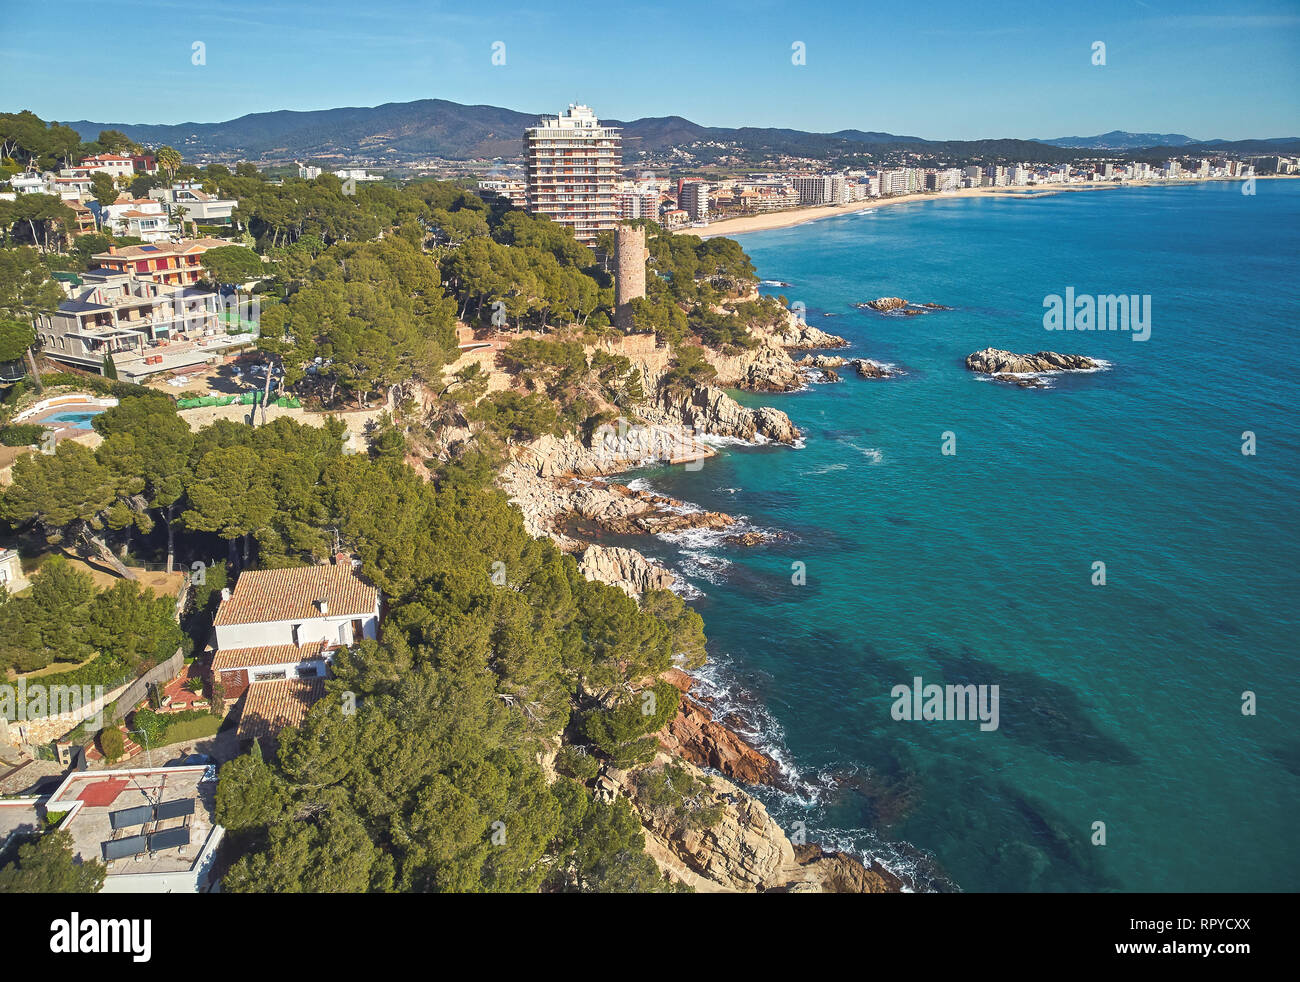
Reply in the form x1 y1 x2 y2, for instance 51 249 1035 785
609 753 903 893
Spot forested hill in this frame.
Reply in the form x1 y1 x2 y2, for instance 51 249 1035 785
58 98 1059 162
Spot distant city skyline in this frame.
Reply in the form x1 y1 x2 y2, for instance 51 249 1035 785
2 0 1298 142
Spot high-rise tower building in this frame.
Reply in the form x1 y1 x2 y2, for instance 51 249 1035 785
524 104 622 246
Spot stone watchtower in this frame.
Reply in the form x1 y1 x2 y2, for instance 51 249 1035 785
614 224 648 330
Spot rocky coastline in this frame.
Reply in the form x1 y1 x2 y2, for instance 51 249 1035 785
448 308 903 892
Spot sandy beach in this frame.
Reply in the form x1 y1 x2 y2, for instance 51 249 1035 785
688 176 1281 238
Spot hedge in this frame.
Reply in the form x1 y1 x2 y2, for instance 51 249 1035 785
0 424 44 446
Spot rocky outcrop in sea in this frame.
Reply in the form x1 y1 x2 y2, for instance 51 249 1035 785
853 358 894 379
965 347 1100 374
858 297 951 315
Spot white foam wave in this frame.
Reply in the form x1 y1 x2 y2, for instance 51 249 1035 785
805 461 848 475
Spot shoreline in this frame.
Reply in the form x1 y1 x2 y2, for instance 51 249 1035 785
689 175 1297 239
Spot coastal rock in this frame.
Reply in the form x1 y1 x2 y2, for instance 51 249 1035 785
659 692 784 786
993 373 1048 389
578 544 675 596
703 341 806 392
853 358 893 379
617 754 902 893
769 316 849 350
965 347 1099 374
797 354 849 368
783 845 906 894
646 385 801 444
823 369 841 383
703 314 845 392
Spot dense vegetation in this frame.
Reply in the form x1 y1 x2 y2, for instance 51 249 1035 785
0 112 765 892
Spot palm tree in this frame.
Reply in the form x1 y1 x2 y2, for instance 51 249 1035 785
155 146 182 183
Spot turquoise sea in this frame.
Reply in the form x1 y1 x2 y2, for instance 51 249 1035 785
626 182 1300 892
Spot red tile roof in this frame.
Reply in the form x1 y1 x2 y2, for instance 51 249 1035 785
237 677 326 741
90 237 228 262
212 641 329 673
214 563 377 627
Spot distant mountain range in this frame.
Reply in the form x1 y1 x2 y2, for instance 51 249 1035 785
1041 130 1300 151
1041 131 1203 149
56 99 1300 163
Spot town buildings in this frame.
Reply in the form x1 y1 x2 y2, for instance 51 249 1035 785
677 179 710 221
524 104 622 245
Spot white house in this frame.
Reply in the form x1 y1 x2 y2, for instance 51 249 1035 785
77 153 136 179
209 560 380 707
0 548 29 594
149 182 237 227
96 198 177 241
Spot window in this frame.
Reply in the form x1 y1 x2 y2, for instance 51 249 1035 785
252 670 286 682
297 666 319 679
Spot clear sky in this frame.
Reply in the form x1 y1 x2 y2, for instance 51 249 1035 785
3 0 1298 140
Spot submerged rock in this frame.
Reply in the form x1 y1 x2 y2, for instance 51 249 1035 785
857 297 949 314
993 374 1048 389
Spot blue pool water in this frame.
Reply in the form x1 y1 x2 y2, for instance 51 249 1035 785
624 181 1300 892
44 410 103 430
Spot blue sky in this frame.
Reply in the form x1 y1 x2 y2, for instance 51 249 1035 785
3 0 1298 140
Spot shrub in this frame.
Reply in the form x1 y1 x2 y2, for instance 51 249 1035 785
555 744 600 781
98 727 124 764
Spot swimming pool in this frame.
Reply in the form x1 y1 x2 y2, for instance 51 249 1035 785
43 410 104 430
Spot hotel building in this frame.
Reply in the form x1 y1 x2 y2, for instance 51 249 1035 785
524 104 622 245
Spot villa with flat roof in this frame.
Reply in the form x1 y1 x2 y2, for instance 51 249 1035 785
43 764 223 893
33 272 256 382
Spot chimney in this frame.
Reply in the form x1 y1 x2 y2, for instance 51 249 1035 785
316 598 329 615
108 245 117 255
